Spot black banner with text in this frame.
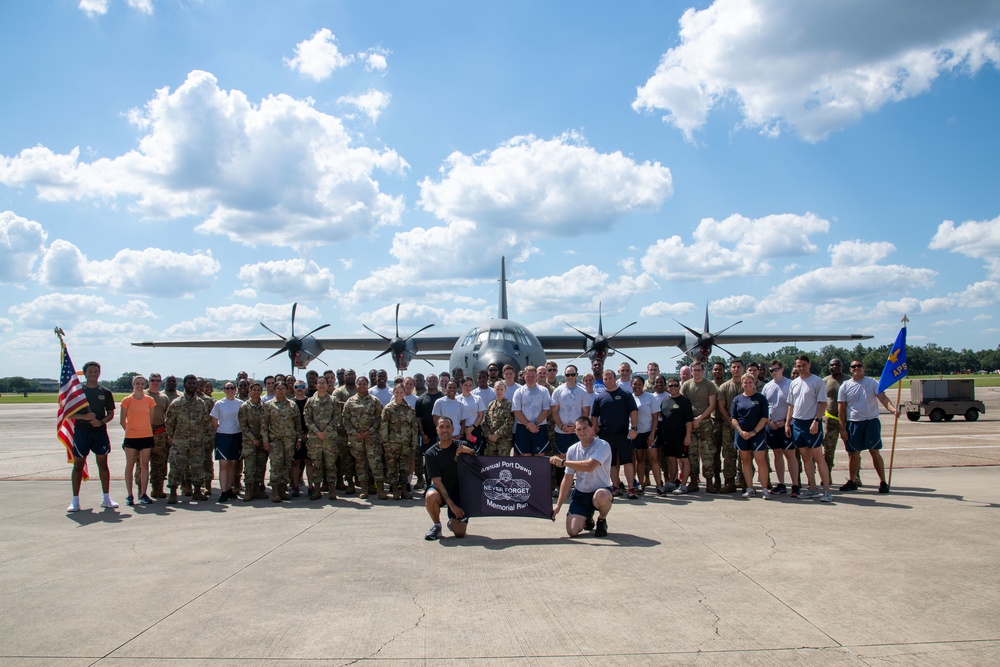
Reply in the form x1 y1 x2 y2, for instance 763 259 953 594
457 456 552 519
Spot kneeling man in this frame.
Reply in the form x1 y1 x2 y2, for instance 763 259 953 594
551 417 613 538
424 417 476 540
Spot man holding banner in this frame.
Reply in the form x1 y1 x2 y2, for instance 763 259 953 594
551 417 613 538
424 418 476 540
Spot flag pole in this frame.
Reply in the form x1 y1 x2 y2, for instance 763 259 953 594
886 314 908 487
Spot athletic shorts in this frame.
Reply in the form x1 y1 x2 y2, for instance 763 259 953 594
292 438 310 461
765 425 793 450
606 432 633 466
790 418 823 449
734 431 767 452
514 427 549 455
568 486 613 519
428 483 467 521
123 436 154 450
553 431 577 455
214 432 244 461
846 419 883 453
632 431 653 450
72 428 110 458
660 431 688 459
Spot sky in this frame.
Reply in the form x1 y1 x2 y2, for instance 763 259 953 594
2 0 999 381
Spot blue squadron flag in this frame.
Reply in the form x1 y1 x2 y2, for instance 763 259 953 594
877 325 908 394
458 456 552 519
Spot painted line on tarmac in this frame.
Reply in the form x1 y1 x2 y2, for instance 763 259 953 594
893 445 1000 451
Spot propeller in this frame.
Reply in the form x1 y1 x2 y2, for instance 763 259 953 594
260 303 331 374
566 302 638 364
362 303 435 372
672 304 742 360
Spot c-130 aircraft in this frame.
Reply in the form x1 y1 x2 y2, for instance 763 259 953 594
133 257 871 376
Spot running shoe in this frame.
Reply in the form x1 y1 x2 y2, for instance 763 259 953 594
584 516 595 531
741 488 756 499
773 483 787 494
627 489 638 499
67 501 80 512
594 518 608 537
672 484 689 495
762 488 775 500
125 496 135 507
790 485 800 498
139 494 153 505
100 497 120 509
878 481 890 494
820 491 833 503
839 480 858 492
424 524 442 540
798 488 819 500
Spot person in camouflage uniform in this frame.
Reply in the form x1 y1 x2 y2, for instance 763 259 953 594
716 359 746 493
165 375 211 503
343 377 384 500
238 382 269 501
379 384 418 500
332 369 358 493
304 376 342 501
145 372 171 498
263 382 301 502
483 381 515 457
200 379 217 496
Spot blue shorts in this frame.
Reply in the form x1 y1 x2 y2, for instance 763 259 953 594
790 418 823 449
765 426 793 451
734 431 767 452
215 432 243 460
514 427 549 455
73 428 110 458
553 431 577 455
568 486 613 519
846 419 883 453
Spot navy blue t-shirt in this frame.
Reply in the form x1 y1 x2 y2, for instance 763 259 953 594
730 392 769 432
591 387 635 435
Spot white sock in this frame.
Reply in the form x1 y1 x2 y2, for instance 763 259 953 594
102 493 111 502
71 496 80 505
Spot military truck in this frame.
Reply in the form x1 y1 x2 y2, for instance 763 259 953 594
905 378 985 422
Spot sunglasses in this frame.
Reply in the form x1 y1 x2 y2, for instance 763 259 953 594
667 384 680 388
769 368 781 372
850 364 863 369
564 372 578 377
224 386 236 390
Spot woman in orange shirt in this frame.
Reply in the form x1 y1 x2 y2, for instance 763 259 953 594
120 375 157 506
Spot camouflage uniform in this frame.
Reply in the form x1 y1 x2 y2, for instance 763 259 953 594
146 390 171 493
343 393 383 495
680 378 718 490
263 398 301 487
304 393 342 496
483 398 515 457
332 385 358 487
822 374 843 479
716 378 743 491
379 400 418 496
202 395 216 486
238 398 268 496
165 394 211 488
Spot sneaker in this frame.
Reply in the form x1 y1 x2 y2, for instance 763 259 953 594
741 488 756 499
839 480 858 492
672 484 689 495
613 487 625 498
67 501 80 512
594 518 608 537
292 487 301 498
139 494 153 505
664 482 678 492
762 488 775 500
424 524 442 541
100 497 120 509
584 516 595 531
820 491 833 503
790 485 800 498
125 496 135 507
798 488 819 500
879 481 890 494
773 483 787 494
627 489 638 499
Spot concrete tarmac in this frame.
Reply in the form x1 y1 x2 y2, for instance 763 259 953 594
1 400 999 666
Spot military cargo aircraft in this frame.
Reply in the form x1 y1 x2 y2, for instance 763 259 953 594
133 258 871 376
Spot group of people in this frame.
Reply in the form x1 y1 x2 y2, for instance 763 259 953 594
66 355 900 541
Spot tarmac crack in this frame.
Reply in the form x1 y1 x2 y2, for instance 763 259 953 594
338 583 427 667
694 585 723 649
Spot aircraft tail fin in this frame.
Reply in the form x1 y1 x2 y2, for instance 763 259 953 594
499 256 508 320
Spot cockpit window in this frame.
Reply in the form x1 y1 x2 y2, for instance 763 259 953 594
460 328 479 347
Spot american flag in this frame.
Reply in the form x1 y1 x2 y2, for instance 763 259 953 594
58 339 90 479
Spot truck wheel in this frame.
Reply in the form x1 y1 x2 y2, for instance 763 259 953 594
965 408 980 422
944 414 955 421
929 408 945 423
906 412 920 422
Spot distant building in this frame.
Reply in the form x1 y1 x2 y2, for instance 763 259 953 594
32 378 59 392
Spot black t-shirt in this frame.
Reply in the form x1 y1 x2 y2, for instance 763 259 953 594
591 387 635 435
658 394 693 435
294 397 308 432
77 385 115 432
415 391 443 445
424 439 469 500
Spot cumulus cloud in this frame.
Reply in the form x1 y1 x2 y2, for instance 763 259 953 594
285 28 353 81
507 265 658 313
0 70 408 250
929 215 1000 278
633 0 1000 141
79 0 152 16
641 212 829 281
710 294 760 317
338 89 391 122
639 301 697 318
238 259 337 298
772 263 936 303
362 48 389 72
0 211 47 284
8 293 155 328
38 241 219 297
0 317 12 333
829 240 897 267
418 133 673 234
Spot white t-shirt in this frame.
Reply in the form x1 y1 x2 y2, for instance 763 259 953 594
431 397 464 436
761 377 791 423
370 386 393 407
551 383 589 425
787 374 826 420
565 437 612 493
511 384 552 423
838 376 881 421
457 393 485 429
631 391 659 433
210 397 243 434
472 386 496 406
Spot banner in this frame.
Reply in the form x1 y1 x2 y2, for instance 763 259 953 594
877 325 908 394
458 456 552 519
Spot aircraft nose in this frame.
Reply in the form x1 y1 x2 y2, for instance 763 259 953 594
473 353 518 375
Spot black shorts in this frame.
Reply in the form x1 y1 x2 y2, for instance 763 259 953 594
123 436 154 451
428 483 466 521
632 431 653 450
72 428 110 458
293 439 310 461
606 432 633 466
660 431 688 459
765 426 793 450
214 432 243 461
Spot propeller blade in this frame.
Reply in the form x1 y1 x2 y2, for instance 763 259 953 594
402 323 435 342
363 323 391 341
609 346 638 365
672 318 703 339
394 303 401 337
290 303 298 337
366 349 393 364
711 320 743 338
714 343 740 359
597 303 604 336
266 347 289 361
564 323 597 343
260 323 286 339
300 323 331 339
606 321 638 340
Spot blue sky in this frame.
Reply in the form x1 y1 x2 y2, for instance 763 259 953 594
2 0 999 380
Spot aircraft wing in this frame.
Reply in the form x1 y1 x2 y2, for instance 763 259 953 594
712 333 871 345
536 334 687 350
133 335 461 354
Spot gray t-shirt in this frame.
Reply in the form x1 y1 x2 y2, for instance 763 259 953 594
565 437 612 493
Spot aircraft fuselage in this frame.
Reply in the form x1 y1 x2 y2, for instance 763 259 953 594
449 319 547 378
